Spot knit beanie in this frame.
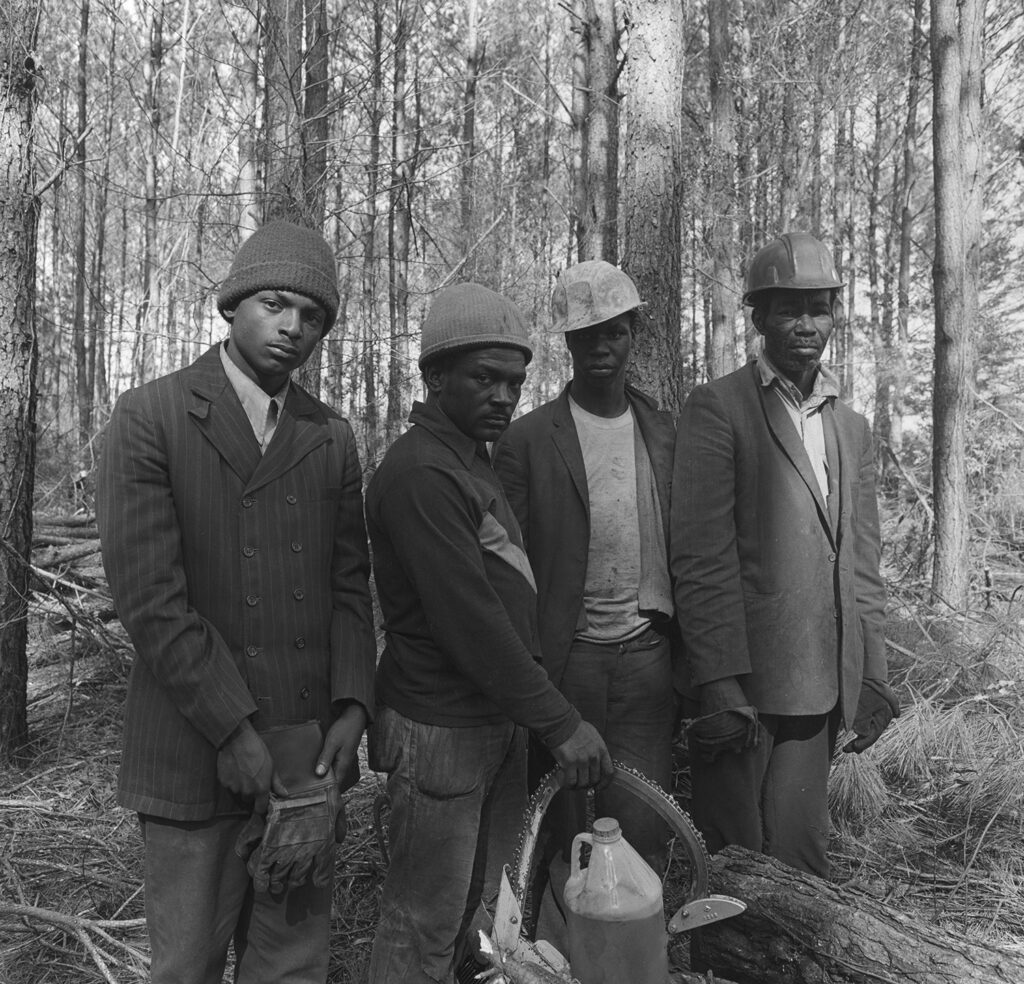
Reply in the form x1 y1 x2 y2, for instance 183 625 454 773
216 220 340 334
418 283 533 369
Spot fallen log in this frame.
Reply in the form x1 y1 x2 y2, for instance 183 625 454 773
694 846 1024 984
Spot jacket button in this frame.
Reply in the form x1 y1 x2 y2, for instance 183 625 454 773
242 497 255 508
827 552 837 563
246 594 260 606
293 588 305 601
833 608 840 619
295 637 306 649
242 546 256 558
291 541 302 552
300 687 310 700
286 494 297 504
245 645 260 658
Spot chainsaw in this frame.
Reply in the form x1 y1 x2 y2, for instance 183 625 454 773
476 762 745 984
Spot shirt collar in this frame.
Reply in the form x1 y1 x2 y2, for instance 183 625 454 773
408 400 489 468
220 340 289 419
756 349 840 409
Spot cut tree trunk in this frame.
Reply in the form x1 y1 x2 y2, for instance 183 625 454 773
693 847 1024 984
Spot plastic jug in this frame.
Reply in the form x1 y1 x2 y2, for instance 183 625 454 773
562 817 669 984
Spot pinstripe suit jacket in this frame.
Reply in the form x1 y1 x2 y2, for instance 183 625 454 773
97 345 376 820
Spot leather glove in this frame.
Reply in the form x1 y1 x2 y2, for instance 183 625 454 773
686 705 759 763
843 678 900 754
242 779 340 894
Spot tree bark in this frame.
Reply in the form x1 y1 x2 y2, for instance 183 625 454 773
576 0 619 263
707 0 739 380
693 848 1024 984
0 0 41 762
930 0 984 609
73 0 91 448
890 0 926 490
621 0 685 413
459 0 485 279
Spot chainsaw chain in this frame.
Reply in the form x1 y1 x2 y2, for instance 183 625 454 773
509 761 710 926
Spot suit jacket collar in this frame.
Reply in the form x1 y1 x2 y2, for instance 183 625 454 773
185 345 329 491
550 382 673 527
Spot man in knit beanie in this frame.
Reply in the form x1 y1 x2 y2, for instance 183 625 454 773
365 282 612 984
97 220 376 983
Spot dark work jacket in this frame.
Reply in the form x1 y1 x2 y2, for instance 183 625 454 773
492 383 678 691
97 345 376 820
670 361 887 725
366 401 580 749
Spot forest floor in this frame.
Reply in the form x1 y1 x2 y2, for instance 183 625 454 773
3 513 1024 982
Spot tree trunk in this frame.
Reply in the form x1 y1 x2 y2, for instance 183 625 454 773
0 0 41 763
621 0 685 413
73 0 91 448
930 0 985 609
134 1 163 388
891 0 925 490
386 0 416 443
707 0 738 380
459 0 485 280
577 0 619 263
693 848 1024 984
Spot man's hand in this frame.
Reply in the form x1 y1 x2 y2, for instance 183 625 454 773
217 720 284 811
315 703 368 793
843 679 900 754
687 676 759 763
551 721 614 791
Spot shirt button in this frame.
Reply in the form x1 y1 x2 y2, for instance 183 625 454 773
286 494 297 505
242 497 255 508
291 542 302 553
293 588 305 601
242 546 256 558
300 687 310 700
294 637 306 649
245 645 260 658
246 594 260 606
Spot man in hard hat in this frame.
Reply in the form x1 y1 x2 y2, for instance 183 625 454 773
97 221 376 982
493 261 678 882
671 231 898 878
365 282 612 984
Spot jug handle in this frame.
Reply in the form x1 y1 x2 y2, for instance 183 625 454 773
568 831 593 882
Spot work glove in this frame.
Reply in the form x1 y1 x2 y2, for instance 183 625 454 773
686 705 759 763
842 678 900 754
239 779 341 894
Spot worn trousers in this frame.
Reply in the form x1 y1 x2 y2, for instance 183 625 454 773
367 708 527 984
688 708 840 878
548 629 675 867
140 813 332 984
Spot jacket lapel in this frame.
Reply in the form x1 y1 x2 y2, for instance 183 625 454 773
630 388 674 540
247 385 329 493
186 346 262 483
757 375 834 542
551 388 590 519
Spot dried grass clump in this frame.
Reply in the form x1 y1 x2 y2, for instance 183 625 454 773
829 748 891 831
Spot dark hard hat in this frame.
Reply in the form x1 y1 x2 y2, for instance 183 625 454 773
743 232 844 306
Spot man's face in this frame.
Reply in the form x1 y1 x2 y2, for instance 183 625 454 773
755 289 834 379
427 347 527 442
564 313 633 386
225 290 325 394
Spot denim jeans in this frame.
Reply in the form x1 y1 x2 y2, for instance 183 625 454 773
140 813 332 984
367 707 527 984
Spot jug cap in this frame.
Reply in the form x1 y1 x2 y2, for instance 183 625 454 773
592 817 622 843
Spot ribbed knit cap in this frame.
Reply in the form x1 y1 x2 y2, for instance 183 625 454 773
217 220 339 334
418 283 533 369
